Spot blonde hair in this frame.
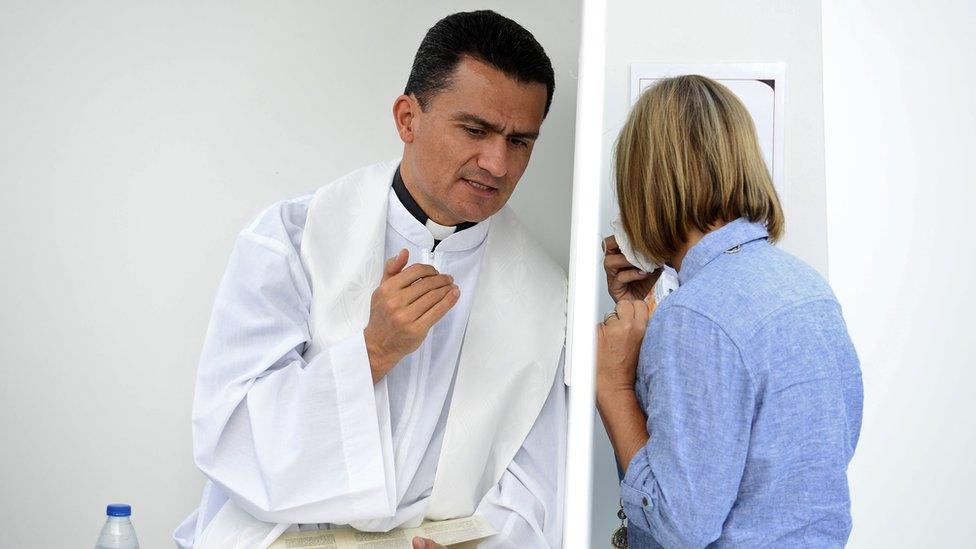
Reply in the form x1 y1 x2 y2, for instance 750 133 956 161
614 75 784 264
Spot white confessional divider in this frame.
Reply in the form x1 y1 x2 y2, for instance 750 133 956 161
562 0 606 547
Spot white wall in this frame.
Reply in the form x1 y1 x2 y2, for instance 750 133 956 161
822 1 976 546
0 2 578 546
591 1 829 545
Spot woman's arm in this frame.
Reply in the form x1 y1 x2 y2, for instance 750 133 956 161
596 299 653 471
620 305 755 548
596 388 649 474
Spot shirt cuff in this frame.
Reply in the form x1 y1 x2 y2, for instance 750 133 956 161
620 445 658 533
326 331 393 515
327 330 374 399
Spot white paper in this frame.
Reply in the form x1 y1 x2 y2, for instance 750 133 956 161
629 62 787 204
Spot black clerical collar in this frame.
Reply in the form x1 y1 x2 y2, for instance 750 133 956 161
392 166 477 239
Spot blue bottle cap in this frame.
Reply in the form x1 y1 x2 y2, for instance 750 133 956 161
106 504 131 517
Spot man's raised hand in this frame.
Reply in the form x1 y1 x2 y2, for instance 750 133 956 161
364 249 460 383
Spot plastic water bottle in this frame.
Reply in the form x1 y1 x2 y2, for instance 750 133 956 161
94 504 140 549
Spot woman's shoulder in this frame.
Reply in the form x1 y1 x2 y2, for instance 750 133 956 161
667 241 838 341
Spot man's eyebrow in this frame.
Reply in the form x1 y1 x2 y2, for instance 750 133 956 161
450 112 540 140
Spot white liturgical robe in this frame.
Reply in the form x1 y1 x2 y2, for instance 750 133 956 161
173 161 567 548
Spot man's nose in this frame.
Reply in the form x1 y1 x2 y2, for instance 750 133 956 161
477 137 509 179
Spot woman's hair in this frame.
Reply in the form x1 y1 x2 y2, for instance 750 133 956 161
614 75 784 264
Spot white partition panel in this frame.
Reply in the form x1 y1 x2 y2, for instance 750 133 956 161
562 0 607 547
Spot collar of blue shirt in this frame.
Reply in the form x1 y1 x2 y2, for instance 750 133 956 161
677 217 770 285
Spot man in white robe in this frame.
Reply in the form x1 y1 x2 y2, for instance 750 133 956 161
174 10 567 549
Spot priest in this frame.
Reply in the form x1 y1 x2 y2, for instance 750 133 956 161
173 10 568 549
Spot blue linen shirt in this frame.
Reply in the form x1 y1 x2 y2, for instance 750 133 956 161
621 218 863 548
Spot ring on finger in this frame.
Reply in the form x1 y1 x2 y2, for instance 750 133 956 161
603 311 619 323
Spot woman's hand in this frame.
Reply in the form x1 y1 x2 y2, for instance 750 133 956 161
596 298 654 398
596 298 655 470
603 235 661 303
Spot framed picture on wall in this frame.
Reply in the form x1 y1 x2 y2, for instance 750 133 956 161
630 63 787 203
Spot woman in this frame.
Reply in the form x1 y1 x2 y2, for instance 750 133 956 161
596 75 863 548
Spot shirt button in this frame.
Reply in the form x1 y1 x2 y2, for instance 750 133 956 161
642 497 649 507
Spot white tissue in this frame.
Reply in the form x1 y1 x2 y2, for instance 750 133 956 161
609 216 661 273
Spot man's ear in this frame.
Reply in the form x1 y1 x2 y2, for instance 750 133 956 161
393 94 419 144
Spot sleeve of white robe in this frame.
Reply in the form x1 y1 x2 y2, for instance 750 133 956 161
191 200 396 525
474 351 567 548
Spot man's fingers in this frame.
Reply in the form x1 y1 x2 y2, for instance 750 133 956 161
405 284 457 320
401 273 454 304
383 249 409 281
390 263 440 289
412 537 445 549
415 285 460 329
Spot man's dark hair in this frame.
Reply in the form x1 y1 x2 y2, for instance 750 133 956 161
404 10 555 117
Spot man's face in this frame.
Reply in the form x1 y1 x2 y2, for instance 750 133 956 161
397 57 548 225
